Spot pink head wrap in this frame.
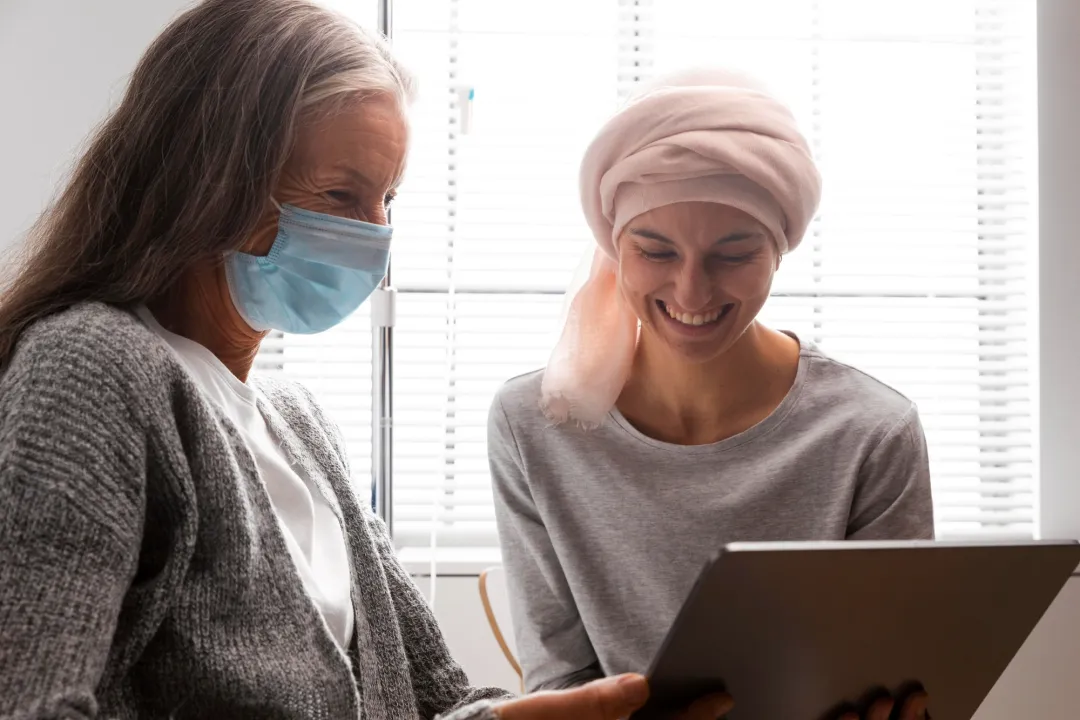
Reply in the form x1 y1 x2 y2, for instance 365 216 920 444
540 68 823 427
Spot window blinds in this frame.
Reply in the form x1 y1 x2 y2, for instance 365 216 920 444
258 0 1038 551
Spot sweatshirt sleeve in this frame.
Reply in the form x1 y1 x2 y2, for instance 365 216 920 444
488 393 604 692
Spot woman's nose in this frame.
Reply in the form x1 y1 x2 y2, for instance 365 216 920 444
672 262 713 312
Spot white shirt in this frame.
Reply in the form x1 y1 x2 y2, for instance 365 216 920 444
136 307 355 651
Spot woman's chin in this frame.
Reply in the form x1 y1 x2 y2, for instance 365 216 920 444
668 338 740 366
652 325 746 366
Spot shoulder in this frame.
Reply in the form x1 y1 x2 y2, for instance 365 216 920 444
15 300 161 356
798 341 921 438
4 301 179 401
487 369 557 469
0 303 178 540
489 368 546 431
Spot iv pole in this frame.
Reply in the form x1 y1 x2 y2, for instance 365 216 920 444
371 0 395 534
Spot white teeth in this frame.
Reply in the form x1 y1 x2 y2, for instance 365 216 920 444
664 304 723 326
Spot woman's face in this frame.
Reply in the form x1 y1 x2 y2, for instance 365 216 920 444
243 94 409 255
616 201 779 365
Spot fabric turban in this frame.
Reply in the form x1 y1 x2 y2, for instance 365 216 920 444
540 68 822 428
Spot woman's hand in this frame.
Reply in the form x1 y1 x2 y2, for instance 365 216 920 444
495 674 734 720
495 675 649 720
840 691 929 720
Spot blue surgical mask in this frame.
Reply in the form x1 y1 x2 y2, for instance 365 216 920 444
225 202 392 334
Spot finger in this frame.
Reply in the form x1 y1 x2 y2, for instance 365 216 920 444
496 674 650 720
579 674 651 719
683 692 735 719
494 690 558 720
897 692 929 720
867 697 894 720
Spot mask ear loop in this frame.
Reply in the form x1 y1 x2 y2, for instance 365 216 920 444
270 197 284 213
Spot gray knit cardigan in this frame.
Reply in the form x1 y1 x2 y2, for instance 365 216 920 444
0 302 511 719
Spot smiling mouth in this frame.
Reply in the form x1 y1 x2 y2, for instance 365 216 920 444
657 300 734 327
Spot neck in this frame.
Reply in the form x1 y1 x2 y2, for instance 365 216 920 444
617 322 800 445
147 264 265 382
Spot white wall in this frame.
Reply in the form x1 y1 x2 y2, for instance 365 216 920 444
1038 0 1080 542
0 0 193 253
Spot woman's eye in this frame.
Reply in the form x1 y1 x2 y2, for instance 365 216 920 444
384 192 396 209
326 190 355 204
639 247 676 262
717 252 759 265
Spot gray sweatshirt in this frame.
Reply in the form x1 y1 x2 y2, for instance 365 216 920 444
0 302 508 720
489 339 934 692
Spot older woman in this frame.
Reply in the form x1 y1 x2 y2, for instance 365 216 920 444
489 70 933 720
0 1 736 719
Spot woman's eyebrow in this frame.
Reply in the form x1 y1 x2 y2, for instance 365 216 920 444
629 228 673 244
331 161 406 192
714 231 763 245
329 164 368 186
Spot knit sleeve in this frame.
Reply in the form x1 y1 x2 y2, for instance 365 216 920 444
0 322 147 719
363 514 513 720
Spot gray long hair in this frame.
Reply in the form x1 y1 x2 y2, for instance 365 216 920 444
0 0 415 368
